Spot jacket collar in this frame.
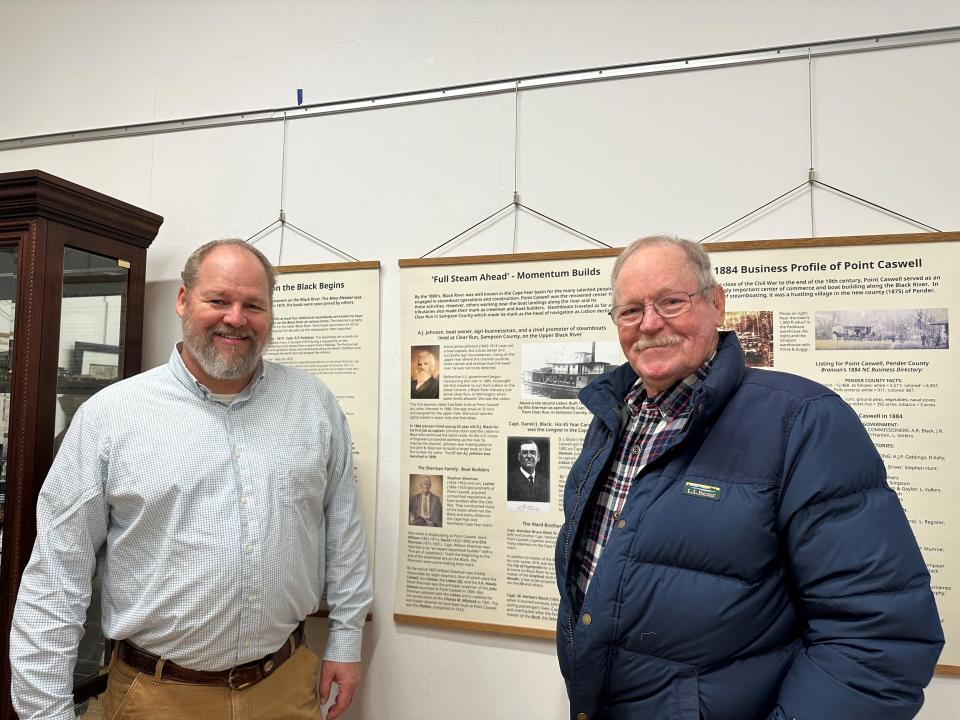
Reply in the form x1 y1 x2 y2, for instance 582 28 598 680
579 331 746 430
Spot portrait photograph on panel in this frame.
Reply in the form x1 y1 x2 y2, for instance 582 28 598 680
410 345 441 399
506 436 551 512
408 473 443 528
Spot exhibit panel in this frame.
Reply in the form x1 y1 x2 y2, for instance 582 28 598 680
395 234 959 672
265 261 381 576
396 249 623 637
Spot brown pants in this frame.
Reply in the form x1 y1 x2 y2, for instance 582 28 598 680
101 645 322 720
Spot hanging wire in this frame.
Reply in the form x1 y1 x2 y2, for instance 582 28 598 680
807 50 815 172
284 221 360 261
247 218 359 261
807 48 816 237
278 112 289 264
245 219 279 243
512 81 521 253
512 199 521 252
699 177 941 242
513 82 521 197
700 40 940 243
419 202 515 258
516 204 610 247
699 181 809 242
245 111 360 262
420 201 609 257
419 80 609 257
813 180 941 232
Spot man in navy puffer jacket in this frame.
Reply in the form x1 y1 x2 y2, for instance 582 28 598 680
555 235 943 720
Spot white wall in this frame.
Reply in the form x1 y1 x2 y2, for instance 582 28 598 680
2 2 959 718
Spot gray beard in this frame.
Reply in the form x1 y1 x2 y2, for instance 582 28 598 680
181 322 269 381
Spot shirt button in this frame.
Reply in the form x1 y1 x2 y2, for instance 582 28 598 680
577 713 588 720
240 496 248 505
247 594 257 602
246 543 254 553
234 450 241 459
616 519 626 529
630 445 640 455
582 613 592 626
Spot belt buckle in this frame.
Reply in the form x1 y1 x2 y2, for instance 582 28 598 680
227 665 256 690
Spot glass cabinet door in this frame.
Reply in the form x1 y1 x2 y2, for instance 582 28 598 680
54 247 130 700
0 246 17 571
56 247 129 445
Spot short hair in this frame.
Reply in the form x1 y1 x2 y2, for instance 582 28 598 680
519 440 539 452
181 239 276 301
611 234 717 293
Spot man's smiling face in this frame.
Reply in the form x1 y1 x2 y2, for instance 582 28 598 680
177 245 272 392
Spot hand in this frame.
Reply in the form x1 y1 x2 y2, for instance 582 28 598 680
318 660 361 720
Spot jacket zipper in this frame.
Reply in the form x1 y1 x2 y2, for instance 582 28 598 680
565 429 612 640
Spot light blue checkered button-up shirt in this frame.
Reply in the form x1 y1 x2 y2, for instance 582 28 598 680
10 347 372 720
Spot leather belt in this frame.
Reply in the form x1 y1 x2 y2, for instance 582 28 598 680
116 621 305 690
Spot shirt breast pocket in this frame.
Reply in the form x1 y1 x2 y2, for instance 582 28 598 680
276 443 327 541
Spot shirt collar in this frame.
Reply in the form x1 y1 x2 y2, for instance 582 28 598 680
168 343 266 402
624 351 716 419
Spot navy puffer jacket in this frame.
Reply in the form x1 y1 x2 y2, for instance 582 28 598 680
555 332 943 720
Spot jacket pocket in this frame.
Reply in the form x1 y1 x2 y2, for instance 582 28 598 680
671 675 700 720
603 647 700 720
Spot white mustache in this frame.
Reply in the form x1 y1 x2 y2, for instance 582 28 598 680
210 325 254 341
632 335 682 353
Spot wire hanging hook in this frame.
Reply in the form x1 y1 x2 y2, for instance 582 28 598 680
278 112 289 264
513 81 521 253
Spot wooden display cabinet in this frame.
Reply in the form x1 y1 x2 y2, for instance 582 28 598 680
0 170 162 719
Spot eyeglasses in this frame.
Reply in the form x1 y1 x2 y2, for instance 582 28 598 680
608 288 710 327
